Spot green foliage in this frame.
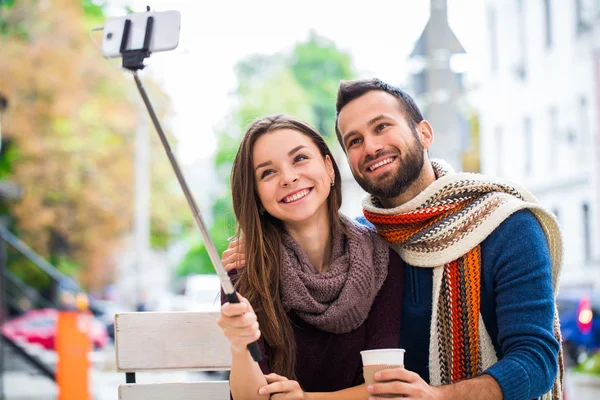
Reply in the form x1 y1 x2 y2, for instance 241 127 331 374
176 196 236 277
178 32 355 277
290 31 355 136
0 140 18 179
574 351 600 376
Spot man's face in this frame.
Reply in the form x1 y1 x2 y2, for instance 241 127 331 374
337 90 426 199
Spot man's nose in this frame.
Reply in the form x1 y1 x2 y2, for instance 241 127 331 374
363 135 384 155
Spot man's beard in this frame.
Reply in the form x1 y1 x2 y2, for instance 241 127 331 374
352 132 425 200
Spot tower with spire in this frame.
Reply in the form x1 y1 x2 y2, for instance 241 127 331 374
409 0 467 171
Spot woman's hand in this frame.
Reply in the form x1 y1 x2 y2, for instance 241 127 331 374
258 373 307 400
222 236 246 272
217 293 260 354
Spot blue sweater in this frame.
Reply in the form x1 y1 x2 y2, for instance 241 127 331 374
357 210 560 400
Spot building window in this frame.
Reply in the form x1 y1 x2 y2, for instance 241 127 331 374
543 0 553 48
583 203 591 262
495 126 503 176
580 96 589 149
548 107 558 171
488 7 498 73
516 0 527 79
575 0 594 34
412 71 427 96
524 117 533 175
552 208 560 222
576 0 584 34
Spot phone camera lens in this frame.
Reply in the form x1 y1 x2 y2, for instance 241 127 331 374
107 32 113 40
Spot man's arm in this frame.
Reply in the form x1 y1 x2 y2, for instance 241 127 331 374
367 368 502 400
481 210 560 399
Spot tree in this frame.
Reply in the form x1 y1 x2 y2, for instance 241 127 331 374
177 33 355 276
0 0 185 290
290 31 355 137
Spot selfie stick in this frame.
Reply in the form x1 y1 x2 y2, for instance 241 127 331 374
117 12 262 363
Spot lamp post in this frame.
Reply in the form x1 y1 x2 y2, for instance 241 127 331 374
0 93 7 152
0 92 8 400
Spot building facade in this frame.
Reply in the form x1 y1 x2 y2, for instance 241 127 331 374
479 0 600 288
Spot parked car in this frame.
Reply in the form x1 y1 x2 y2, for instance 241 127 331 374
556 290 600 365
93 299 125 342
2 308 109 351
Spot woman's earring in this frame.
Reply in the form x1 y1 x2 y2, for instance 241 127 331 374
330 177 335 187
259 206 265 215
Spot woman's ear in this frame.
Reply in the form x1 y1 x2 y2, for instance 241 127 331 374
325 155 335 181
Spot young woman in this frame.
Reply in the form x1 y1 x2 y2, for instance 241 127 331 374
217 114 403 400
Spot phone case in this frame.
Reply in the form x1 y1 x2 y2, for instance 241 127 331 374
101 10 181 58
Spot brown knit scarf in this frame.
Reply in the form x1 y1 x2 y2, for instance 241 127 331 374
279 215 389 334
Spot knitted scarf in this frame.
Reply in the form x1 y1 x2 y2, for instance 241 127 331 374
362 160 564 400
279 215 389 334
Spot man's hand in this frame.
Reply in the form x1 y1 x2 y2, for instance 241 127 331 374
222 236 246 272
258 373 306 400
367 368 442 400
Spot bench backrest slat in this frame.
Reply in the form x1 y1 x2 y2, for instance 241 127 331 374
115 311 232 372
118 381 230 400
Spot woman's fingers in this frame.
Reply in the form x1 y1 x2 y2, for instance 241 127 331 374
259 375 304 400
217 293 261 351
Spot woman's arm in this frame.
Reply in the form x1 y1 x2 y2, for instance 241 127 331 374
258 377 368 400
218 295 268 400
230 347 268 400
307 384 368 400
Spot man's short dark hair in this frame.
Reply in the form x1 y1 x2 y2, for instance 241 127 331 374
334 78 424 150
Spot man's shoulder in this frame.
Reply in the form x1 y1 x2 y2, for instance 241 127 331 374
355 215 375 230
482 208 550 263
487 209 543 241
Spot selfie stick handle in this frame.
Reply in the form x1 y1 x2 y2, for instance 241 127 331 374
120 14 262 363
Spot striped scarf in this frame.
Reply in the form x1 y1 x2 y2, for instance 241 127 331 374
362 160 564 400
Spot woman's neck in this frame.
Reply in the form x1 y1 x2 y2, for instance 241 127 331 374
285 209 332 273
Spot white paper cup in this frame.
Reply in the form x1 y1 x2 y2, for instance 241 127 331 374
360 348 405 367
361 348 405 397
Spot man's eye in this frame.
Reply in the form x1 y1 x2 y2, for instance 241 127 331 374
348 138 362 147
376 123 388 132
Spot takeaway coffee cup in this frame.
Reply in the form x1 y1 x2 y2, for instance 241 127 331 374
361 349 406 398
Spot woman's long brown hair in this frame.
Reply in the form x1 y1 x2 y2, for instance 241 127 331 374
230 114 345 379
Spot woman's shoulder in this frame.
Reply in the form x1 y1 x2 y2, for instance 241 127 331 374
340 213 389 247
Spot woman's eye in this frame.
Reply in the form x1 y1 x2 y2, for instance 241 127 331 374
260 169 275 179
294 154 308 163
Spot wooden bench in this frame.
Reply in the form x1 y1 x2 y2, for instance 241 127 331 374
115 311 232 399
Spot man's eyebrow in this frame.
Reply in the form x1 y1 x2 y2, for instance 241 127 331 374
254 145 307 171
366 114 392 127
342 115 393 144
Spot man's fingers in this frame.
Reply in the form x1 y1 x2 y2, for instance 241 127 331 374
367 380 411 398
374 367 416 383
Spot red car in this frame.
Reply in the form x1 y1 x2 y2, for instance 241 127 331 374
2 308 109 350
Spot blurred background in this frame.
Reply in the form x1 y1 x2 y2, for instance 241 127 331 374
0 0 599 398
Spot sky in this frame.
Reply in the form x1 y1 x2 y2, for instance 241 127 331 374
102 0 486 164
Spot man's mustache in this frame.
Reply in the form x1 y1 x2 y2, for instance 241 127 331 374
360 150 400 170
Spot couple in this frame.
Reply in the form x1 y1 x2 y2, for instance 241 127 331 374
217 78 564 400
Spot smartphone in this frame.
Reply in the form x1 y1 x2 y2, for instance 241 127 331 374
101 10 181 58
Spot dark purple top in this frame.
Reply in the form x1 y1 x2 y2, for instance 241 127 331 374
223 249 403 393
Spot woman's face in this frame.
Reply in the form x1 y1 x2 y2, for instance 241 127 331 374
253 128 334 226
